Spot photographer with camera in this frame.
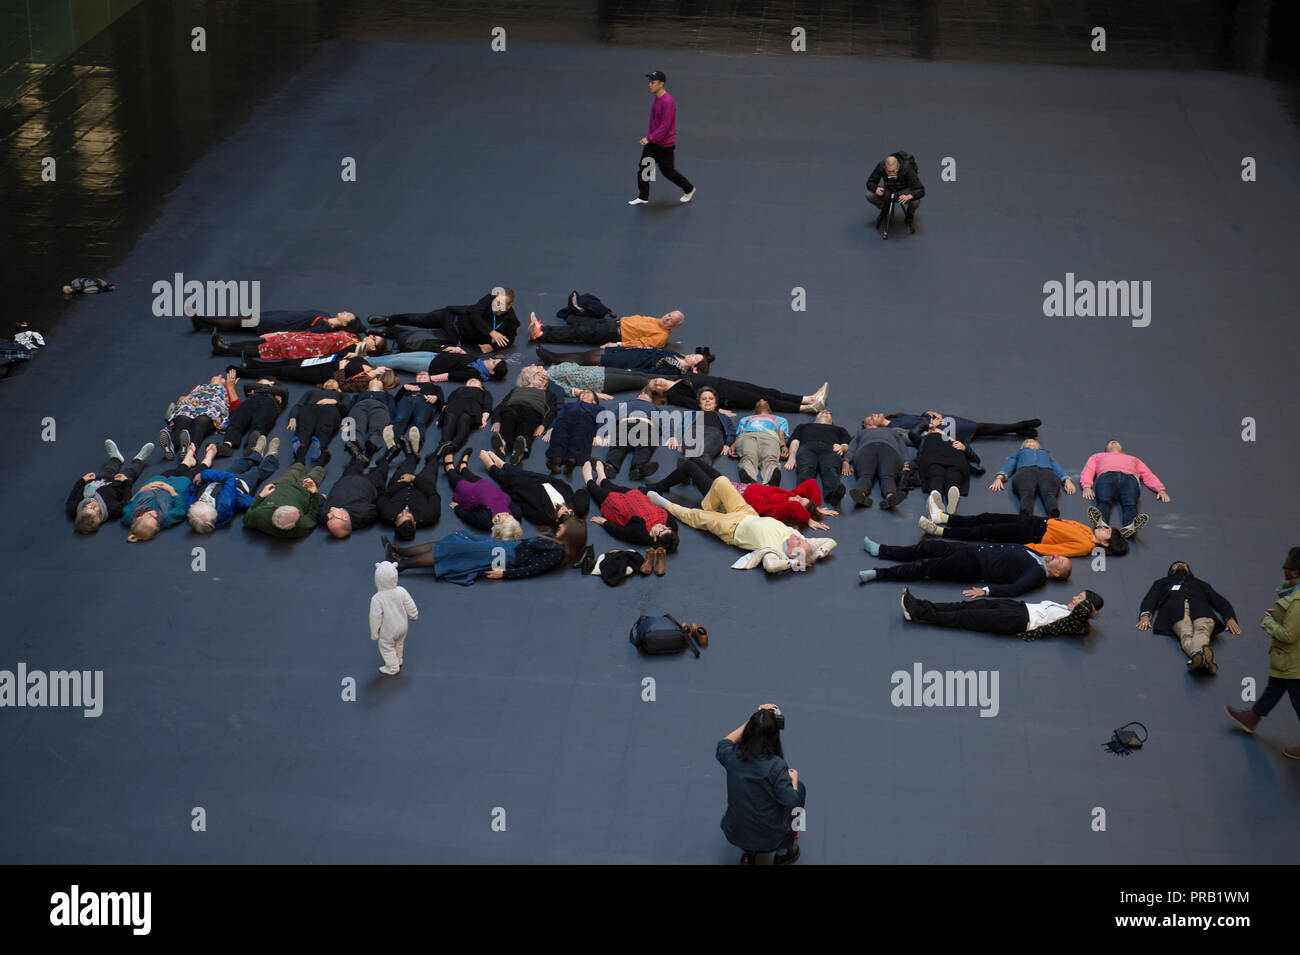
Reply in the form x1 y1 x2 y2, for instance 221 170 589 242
716 704 806 864
866 153 925 233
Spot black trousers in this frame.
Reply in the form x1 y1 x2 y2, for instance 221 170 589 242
713 381 802 414
921 462 967 495
605 417 658 473
1253 677 1300 721
392 325 451 352
497 404 545 451
867 192 921 219
638 143 693 199
875 539 982 583
602 369 655 394
222 394 280 449
795 441 844 495
853 443 902 495
646 456 721 495
242 357 340 385
910 596 1030 635
539 318 620 345
939 513 1048 545
167 415 216 448
293 405 342 462
387 309 459 333
1011 466 1062 518
440 410 480 450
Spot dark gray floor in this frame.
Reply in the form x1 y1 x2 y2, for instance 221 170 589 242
3 40 1299 863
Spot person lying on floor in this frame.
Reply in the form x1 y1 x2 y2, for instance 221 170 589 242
916 500 1128 558
886 410 1041 443
380 517 586 586
583 459 679 554
643 456 836 530
437 448 524 539
858 536 1070 598
1136 560 1240 675
900 588 1104 638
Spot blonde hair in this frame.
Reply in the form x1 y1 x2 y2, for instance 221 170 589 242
127 514 159 542
492 515 523 540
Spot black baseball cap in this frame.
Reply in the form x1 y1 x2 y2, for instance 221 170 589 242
645 70 667 82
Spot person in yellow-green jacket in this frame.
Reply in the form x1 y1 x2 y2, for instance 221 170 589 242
1225 547 1300 759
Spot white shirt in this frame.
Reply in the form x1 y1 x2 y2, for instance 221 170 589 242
1024 600 1071 630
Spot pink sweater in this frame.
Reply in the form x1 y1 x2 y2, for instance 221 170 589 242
1080 452 1165 492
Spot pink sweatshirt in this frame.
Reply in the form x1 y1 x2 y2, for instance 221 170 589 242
647 92 677 147
1080 452 1165 492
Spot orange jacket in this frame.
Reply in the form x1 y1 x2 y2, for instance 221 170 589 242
619 315 669 349
1027 519 1095 557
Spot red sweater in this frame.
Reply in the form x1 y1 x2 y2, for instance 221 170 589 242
257 330 360 361
600 489 668 529
741 479 823 524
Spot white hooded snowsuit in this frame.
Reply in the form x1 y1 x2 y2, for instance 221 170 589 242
370 561 419 673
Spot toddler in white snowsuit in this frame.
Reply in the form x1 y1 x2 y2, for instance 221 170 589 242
370 561 419 675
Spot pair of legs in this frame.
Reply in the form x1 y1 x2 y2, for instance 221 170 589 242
441 407 484 450
536 317 620 345
220 394 280 454
215 451 278 494
1171 600 1219 673
605 417 658 477
795 441 845 505
391 397 436 448
347 398 393 456
162 414 215 459
496 405 545 455
869 539 983 584
905 593 1030 635
292 405 342 463
920 462 967 495
1011 466 1061 518
1092 471 1143 528
734 432 781 486
867 191 921 222
376 630 406 675
637 143 693 200
930 512 1049 545
660 476 754 545
850 444 904 507
548 415 598 471
163 442 219 480
239 356 341 385
644 455 722 496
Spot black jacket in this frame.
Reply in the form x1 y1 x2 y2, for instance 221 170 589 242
866 158 925 199
317 462 389 529
441 385 494 422
489 463 589 526
1139 569 1237 636
389 380 443 415
241 380 290 411
376 458 442 528
288 387 346 421
492 386 559 428
448 293 519 348
970 543 1047 598
916 431 984 494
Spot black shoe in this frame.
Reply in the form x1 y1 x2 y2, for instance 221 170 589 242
510 435 528 466
604 459 621 477
246 430 262 454
906 216 916 234
849 488 872 508
575 544 596 572
458 447 474 471
766 469 781 487
829 485 847 505
491 432 507 457
882 490 907 509
366 315 390 327
384 442 404 464
381 535 400 563
345 441 367 461
737 468 756 484
215 443 235 458
635 461 659 480
563 459 576 477
433 441 454 461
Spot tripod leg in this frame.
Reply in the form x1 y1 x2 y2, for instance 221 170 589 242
882 193 895 239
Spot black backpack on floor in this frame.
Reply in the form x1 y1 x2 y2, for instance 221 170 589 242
630 614 708 657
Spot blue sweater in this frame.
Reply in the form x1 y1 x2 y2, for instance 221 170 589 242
997 448 1069 481
187 469 258 529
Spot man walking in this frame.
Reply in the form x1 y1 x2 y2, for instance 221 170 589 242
630 71 695 205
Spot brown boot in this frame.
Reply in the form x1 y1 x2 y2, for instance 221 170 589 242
1225 705 1260 733
654 546 667 576
639 550 655 575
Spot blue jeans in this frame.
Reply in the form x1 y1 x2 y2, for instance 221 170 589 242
391 397 436 438
371 353 437 374
222 453 278 493
1094 471 1139 526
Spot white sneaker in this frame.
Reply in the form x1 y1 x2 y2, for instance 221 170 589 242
628 197 649 205
918 516 939 535
927 490 944 522
378 666 399 675
946 486 961 515
680 189 695 203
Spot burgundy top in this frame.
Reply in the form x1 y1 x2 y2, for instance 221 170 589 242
453 478 512 515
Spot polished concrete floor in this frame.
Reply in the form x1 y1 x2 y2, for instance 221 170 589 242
2 2 1299 863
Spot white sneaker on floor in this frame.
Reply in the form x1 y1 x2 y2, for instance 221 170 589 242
946 486 961 515
378 666 399 675
927 490 944 522
680 189 695 203
628 197 648 205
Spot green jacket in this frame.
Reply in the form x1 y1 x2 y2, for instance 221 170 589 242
1262 581 1300 679
243 464 322 539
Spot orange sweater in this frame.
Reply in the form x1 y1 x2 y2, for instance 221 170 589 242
619 315 669 348
1027 519 1095 557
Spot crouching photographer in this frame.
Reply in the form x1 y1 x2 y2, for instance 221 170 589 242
866 152 925 233
716 703 806 864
